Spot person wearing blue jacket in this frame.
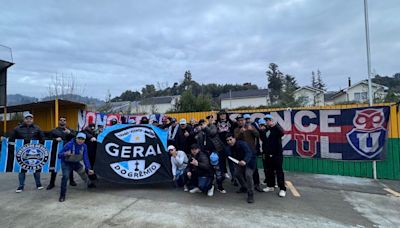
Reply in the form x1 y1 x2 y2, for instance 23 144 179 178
58 132 94 202
225 133 256 203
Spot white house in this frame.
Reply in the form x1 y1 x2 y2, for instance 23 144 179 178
135 95 180 114
220 89 269 109
329 80 388 104
293 86 325 106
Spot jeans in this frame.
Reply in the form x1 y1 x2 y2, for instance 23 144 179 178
18 170 41 188
60 161 89 196
235 165 255 195
175 169 187 187
213 165 225 190
198 176 214 193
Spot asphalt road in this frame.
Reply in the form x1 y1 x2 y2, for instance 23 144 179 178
0 171 399 228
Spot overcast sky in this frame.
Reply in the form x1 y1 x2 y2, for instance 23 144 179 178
1 0 399 100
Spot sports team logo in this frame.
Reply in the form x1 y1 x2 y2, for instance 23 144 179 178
95 125 172 183
16 144 49 171
346 108 387 159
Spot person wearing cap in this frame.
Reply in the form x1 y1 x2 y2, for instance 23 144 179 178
10 113 45 193
168 145 189 191
187 144 215 196
81 123 98 183
46 116 77 190
209 151 226 193
234 114 263 193
160 116 170 130
193 119 206 152
58 132 95 202
225 133 256 203
140 116 149 124
174 118 194 154
259 114 287 197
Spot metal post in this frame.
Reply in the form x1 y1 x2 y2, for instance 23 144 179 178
55 98 59 128
363 0 377 179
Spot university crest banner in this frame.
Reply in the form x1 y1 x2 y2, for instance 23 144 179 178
231 106 390 160
95 124 173 184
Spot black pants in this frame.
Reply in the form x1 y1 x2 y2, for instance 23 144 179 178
253 167 260 186
49 170 74 185
264 154 286 191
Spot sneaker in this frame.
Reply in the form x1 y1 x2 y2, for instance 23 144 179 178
183 185 189 192
46 184 55 190
255 185 263 192
207 185 214 197
59 195 65 202
70 181 77 186
189 187 201 194
217 187 227 194
263 187 275 192
16 187 23 193
247 193 254 203
279 190 286 197
37 185 44 190
224 173 231 179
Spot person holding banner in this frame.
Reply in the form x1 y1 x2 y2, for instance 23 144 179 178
259 114 286 197
10 113 45 193
225 133 256 203
46 117 77 190
58 132 95 202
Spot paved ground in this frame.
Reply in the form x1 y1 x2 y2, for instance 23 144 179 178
0 171 399 228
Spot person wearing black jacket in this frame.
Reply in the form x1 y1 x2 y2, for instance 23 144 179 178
81 124 98 185
174 119 194 154
187 144 215 196
225 133 256 203
259 114 287 197
10 113 45 193
46 117 77 190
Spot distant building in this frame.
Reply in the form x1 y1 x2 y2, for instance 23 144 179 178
135 95 180 114
219 89 270 109
293 86 325 106
329 80 388 104
109 101 140 113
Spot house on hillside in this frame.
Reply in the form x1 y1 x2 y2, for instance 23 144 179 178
109 101 140 113
219 89 270 109
135 95 180 114
329 80 388 104
293 86 325 106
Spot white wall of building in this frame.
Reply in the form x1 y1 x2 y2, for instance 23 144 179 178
293 88 324 106
221 96 268 109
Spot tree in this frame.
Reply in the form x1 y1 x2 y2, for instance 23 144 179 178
281 74 299 105
141 84 156 98
111 90 141 102
316 69 326 91
48 73 85 99
173 91 212 112
266 63 284 104
311 71 317 88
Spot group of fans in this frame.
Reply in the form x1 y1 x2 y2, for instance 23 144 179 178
162 110 285 203
2 109 286 204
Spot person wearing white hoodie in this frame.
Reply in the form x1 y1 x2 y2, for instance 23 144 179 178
168 145 189 191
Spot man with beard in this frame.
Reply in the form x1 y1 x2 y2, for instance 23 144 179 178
174 119 194 154
216 110 236 183
46 117 77 190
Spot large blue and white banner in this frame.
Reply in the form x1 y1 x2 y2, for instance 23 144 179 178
0 139 63 173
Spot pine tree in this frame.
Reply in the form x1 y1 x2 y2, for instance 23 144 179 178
266 63 284 104
311 71 317 88
281 74 299 105
316 69 326 91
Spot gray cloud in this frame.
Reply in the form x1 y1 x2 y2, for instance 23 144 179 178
1 0 399 99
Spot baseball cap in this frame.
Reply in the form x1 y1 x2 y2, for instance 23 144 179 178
167 145 176 151
235 114 244 120
243 114 251 119
210 152 219 166
170 118 177 123
24 113 33 118
198 119 206 125
265 114 273 120
258 119 266 125
179 118 187 125
128 119 136 124
76 132 86 139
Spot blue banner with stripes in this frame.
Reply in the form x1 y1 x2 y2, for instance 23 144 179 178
0 139 62 173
